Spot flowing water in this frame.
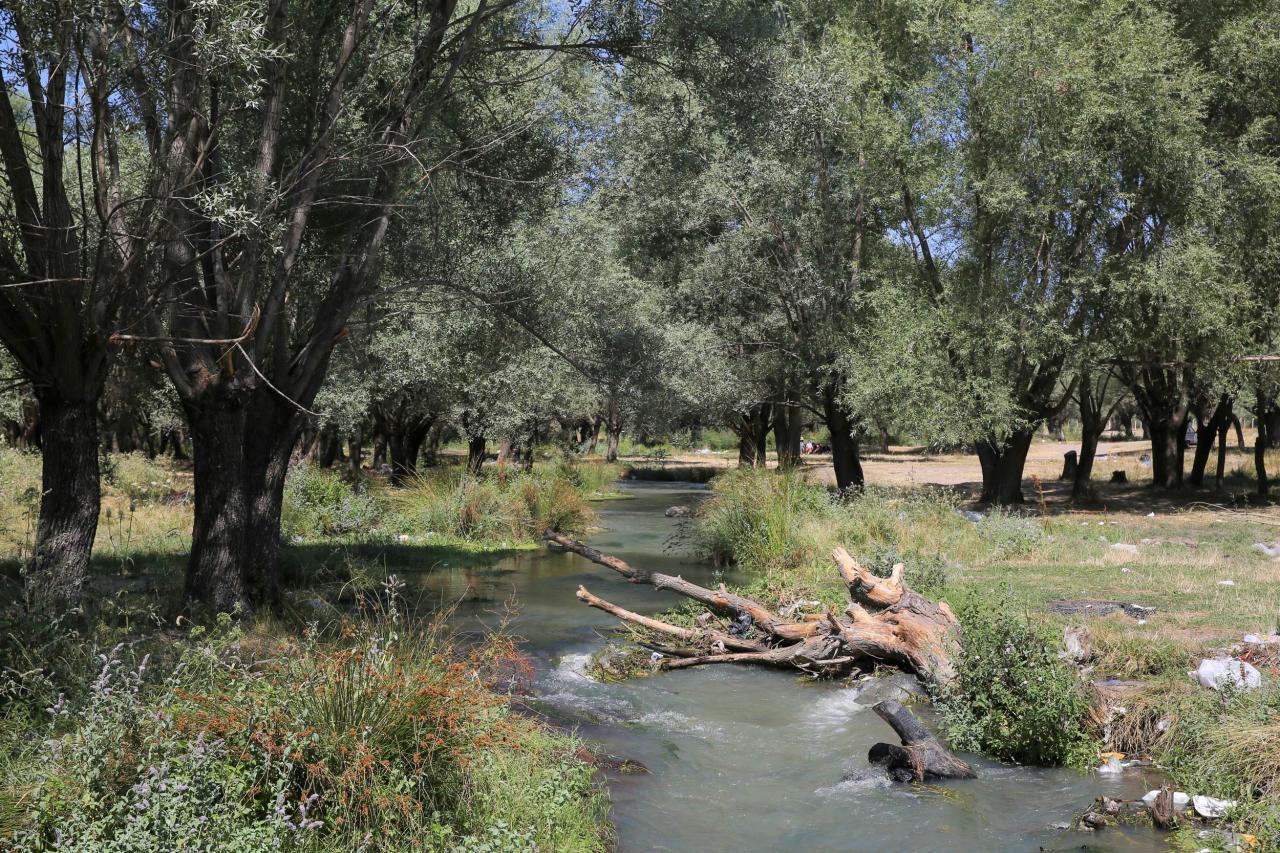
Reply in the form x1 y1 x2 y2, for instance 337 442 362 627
411 482 1172 853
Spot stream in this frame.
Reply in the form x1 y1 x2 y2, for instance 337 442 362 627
411 481 1171 852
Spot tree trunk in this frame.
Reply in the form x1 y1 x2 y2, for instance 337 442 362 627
467 435 487 475
773 402 803 470
821 382 864 492
605 399 622 463
26 395 100 613
184 394 250 614
1073 374 1103 500
868 699 976 782
1147 413 1187 489
878 422 891 454
317 425 340 468
975 430 1034 504
388 418 432 486
241 394 299 607
1188 399 1231 487
585 415 602 455
1216 413 1230 490
347 428 363 479
1257 393 1271 499
736 404 771 468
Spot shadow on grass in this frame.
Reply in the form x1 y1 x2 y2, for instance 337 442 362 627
0 539 535 619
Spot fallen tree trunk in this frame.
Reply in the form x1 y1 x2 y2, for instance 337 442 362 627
544 531 961 686
867 699 975 782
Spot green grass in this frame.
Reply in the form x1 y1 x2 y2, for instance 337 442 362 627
0 606 609 852
0 452 619 851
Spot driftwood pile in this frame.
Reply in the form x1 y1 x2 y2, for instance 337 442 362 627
543 530 976 782
544 530 962 686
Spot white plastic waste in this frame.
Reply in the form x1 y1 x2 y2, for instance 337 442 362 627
1193 658 1262 691
1111 543 1139 555
1192 795 1237 819
1254 542 1280 558
1142 789 1190 812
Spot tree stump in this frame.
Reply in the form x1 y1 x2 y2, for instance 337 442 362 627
1061 450 1078 481
866 699 976 782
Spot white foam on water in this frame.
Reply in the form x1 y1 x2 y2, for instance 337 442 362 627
815 773 892 798
549 652 597 685
633 709 720 738
802 687 867 732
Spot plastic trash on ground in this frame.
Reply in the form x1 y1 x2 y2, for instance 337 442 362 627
1193 657 1262 691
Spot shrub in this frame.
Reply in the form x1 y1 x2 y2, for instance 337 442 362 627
692 468 839 572
282 465 383 539
938 590 1096 767
394 468 594 543
9 607 608 852
975 509 1043 558
105 453 179 504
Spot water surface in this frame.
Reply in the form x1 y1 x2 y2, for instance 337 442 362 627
411 482 1170 853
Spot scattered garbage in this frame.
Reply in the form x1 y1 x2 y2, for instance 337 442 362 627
727 611 753 637
1048 600 1155 620
1253 542 1280 559
1244 633 1280 645
1143 789 1190 812
1139 453 1152 467
957 509 985 523
649 651 665 663
397 533 410 543
1111 542 1139 555
1193 657 1262 691
1097 754 1124 775
779 599 822 618
1196 829 1260 852
1146 511 1156 518
1217 579 1236 587
1192 795 1237 819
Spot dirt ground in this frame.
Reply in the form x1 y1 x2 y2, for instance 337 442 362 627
631 434 1275 511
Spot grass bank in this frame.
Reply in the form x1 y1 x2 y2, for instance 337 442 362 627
0 603 609 852
683 468 1280 847
0 449 625 851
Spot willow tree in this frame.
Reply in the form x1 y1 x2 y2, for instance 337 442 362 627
0 0 179 611
120 0 639 611
856 0 1213 503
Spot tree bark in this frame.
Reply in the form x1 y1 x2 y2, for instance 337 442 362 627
975 430 1034 504
26 395 101 614
1073 372 1105 500
821 381 864 492
347 428 363 479
736 404 771 468
242 394 299 606
773 402 803 469
388 416 432 486
1257 393 1271 499
868 699 976 782
184 393 250 614
467 435 487 475
605 399 622 463
1188 398 1231 487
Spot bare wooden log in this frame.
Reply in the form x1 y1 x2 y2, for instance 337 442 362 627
575 585 767 653
550 532 961 686
547 531 816 642
867 699 976 782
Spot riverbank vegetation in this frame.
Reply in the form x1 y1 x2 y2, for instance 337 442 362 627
2 0 1280 849
674 469 1280 846
0 451 616 850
